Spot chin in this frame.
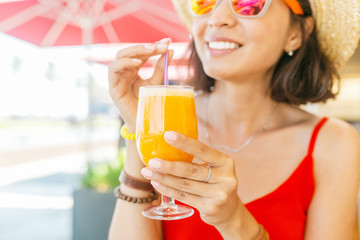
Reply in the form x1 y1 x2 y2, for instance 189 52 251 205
203 66 235 81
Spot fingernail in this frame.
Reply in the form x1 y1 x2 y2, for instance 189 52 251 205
141 168 153 178
164 131 177 141
144 44 155 50
160 38 170 43
151 181 160 187
131 58 142 64
148 159 162 169
156 43 168 49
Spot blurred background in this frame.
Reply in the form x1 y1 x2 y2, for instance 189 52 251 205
0 1 359 240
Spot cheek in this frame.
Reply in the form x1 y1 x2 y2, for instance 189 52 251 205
192 20 206 41
246 23 288 65
192 22 207 61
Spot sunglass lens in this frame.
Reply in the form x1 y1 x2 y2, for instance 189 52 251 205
232 0 267 16
190 0 217 15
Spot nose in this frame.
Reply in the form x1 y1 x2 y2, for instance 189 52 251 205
207 0 237 28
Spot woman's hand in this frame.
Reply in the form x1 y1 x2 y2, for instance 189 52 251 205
140 131 243 228
108 38 174 131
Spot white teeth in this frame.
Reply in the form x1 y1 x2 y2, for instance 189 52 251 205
208 41 240 50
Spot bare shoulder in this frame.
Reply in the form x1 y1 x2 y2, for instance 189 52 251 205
316 118 360 157
313 117 360 183
305 118 360 238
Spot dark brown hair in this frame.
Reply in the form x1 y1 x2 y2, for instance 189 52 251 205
184 0 339 105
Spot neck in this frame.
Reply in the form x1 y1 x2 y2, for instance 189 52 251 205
209 79 276 132
204 80 279 151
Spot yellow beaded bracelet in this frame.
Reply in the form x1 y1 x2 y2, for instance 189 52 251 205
120 125 136 140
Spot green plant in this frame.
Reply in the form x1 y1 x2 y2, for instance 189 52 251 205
81 148 125 192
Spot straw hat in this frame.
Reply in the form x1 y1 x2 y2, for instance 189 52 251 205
171 0 360 68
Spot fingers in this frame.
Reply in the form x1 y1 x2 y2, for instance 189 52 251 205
115 38 170 62
164 131 231 168
141 168 238 217
108 58 142 82
145 158 217 183
109 38 172 89
141 168 212 211
107 58 142 102
109 38 171 83
141 167 213 197
149 181 204 209
107 38 171 103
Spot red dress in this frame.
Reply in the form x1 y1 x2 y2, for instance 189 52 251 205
163 117 329 240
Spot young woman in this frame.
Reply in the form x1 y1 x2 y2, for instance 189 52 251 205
107 0 360 239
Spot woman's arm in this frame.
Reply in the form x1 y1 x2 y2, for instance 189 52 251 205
108 139 162 240
305 118 360 240
107 39 172 240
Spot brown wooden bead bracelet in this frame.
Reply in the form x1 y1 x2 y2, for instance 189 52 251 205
114 186 159 204
115 171 158 203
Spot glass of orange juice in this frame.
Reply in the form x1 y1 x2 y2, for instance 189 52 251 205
136 85 198 220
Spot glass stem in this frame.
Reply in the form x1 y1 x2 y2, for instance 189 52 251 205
161 194 177 211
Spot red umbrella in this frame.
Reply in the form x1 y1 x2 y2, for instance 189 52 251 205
0 0 189 47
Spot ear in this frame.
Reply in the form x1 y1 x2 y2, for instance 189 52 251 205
304 17 315 39
284 17 314 53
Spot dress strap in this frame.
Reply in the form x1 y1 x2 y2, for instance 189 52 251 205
307 117 329 156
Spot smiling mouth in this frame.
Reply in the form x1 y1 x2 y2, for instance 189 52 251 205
208 41 241 50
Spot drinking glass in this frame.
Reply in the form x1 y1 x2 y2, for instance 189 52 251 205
136 85 198 220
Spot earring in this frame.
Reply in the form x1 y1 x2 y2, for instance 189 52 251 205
288 47 294 56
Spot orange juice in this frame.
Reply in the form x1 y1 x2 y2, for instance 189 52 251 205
136 86 198 166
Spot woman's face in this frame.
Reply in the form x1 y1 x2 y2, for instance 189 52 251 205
192 0 297 82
